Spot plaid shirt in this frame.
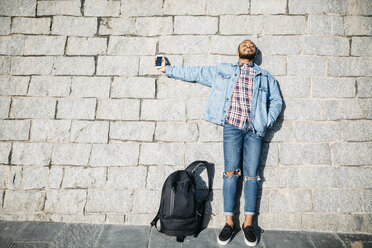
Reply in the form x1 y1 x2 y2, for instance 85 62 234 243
225 61 256 129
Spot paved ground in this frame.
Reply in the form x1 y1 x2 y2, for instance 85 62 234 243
0 221 371 248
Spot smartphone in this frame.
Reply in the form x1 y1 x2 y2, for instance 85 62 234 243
155 55 163 68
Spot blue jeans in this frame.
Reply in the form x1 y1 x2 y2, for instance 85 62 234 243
223 122 263 216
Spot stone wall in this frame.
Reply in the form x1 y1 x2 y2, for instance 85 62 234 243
0 0 371 233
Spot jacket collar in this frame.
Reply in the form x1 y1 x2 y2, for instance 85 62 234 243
234 60 262 75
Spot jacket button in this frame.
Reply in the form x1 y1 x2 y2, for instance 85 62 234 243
226 98 229 100
234 74 237 76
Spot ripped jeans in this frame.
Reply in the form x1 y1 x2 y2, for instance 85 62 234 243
223 121 263 216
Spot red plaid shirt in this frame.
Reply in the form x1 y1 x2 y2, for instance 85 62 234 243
225 61 256 129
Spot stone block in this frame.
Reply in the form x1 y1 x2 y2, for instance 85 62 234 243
259 36 301 55
12 17 50 34
23 167 49 189
105 214 125 224
57 98 96 120
332 142 372 166
140 143 184 166
175 16 218 35
288 56 326 76
0 97 10 118
0 56 10 74
270 189 313 212
5 166 22 190
30 119 71 142
97 56 139 76
251 0 286 14
341 120 372 142
136 17 173 36
328 57 372 77
280 143 331 165
199 121 223 142
0 36 24 55
159 36 209 55
141 100 186 121
99 17 136 35
295 121 340 142
11 57 53 75
0 143 11 164
302 36 349 56
0 0 36 16
84 0 120 16
283 99 321 120
121 0 162 16
347 0 372 15
70 120 109 143
0 120 30 141
314 189 363 212
50 213 104 224
275 76 310 98
354 214 372 233
90 143 140 166
220 15 262 35
3 190 44 211
345 16 372 35
66 37 107 55
157 76 210 99
183 55 236 66
10 97 56 119
111 77 155 98
0 76 29 96
108 37 156 56
124 214 154 225
308 15 344 35
86 189 132 212
320 100 364 120
52 144 91 165
289 0 332 13
107 167 147 189
146 165 180 190
264 16 306 34
254 56 287 76
312 77 355 98
37 0 81 16
132 190 160 213
185 143 224 165
110 121 155 142
351 37 372 56
337 167 372 189
29 76 70 97
186 99 208 120
63 167 106 188
54 57 95 76
0 17 10 35
261 167 286 188
96 99 140 120
287 167 337 188
367 99 372 119
155 122 198 142
260 142 279 166
45 189 86 214
207 0 250 15
210 35 258 55
302 213 354 232
163 0 206 15
52 16 97 36
258 213 301 230
0 166 10 188
12 142 52 165
364 190 372 212
49 166 63 189
71 76 110 98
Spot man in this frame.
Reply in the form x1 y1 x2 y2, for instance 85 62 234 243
155 40 282 246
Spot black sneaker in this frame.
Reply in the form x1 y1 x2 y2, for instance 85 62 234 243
217 224 234 245
242 224 258 247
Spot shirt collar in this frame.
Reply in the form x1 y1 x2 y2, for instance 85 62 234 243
239 61 254 67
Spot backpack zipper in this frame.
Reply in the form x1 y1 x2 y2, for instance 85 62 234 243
170 188 175 217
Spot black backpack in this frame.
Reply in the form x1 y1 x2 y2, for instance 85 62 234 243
150 161 212 242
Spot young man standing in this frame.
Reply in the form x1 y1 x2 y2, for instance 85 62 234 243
155 40 282 246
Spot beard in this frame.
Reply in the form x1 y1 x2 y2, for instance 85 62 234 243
239 51 256 60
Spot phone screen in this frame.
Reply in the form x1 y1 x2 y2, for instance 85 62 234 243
155 56 163 67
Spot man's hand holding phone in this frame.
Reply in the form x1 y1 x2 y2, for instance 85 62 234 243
154 55 167 73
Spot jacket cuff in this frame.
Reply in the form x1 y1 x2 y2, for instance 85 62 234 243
165 66 173 77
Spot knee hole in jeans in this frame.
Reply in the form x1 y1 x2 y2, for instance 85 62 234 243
224 169 241 178
244 176 261 182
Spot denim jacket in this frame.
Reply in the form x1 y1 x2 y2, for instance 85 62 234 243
165 61 283 137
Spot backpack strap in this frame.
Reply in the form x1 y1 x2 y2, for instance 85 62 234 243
150 211 160 231
176 235 186 242
185 160 212 195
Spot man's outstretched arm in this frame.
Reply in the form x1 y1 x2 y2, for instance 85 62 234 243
155 56 216 87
